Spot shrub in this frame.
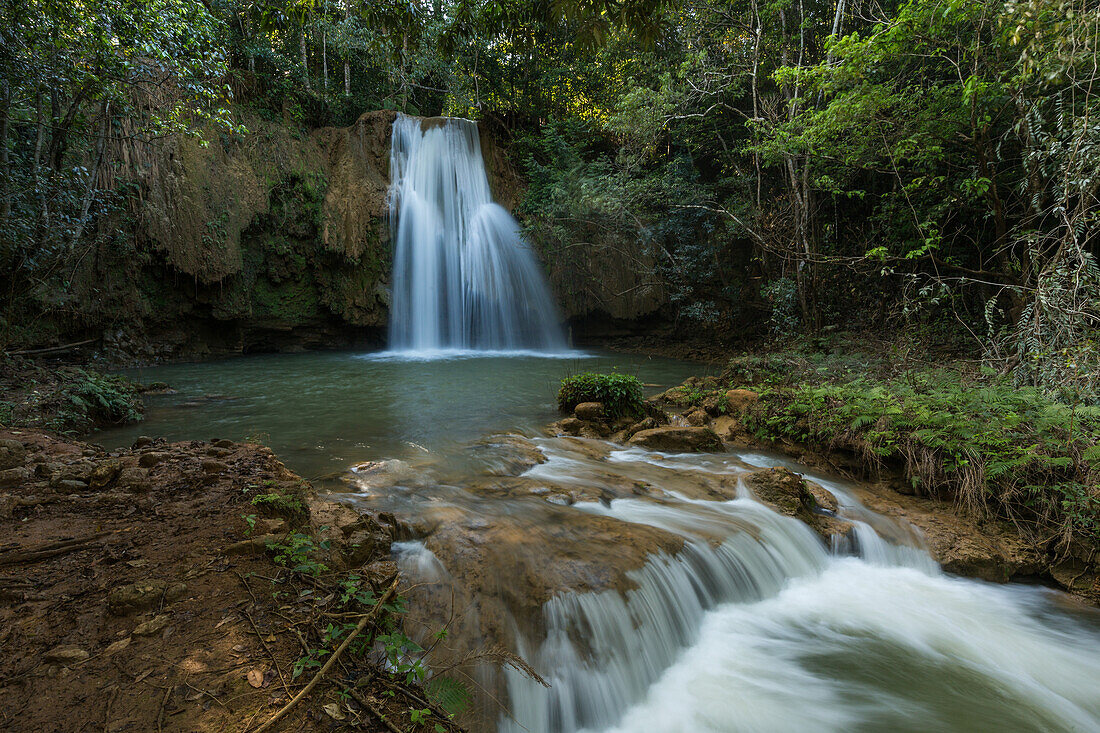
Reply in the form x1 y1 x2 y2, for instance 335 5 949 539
49 369 142 432
557 372 644 418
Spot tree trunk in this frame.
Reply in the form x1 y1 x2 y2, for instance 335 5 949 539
0 79 10 221
300 28 311 92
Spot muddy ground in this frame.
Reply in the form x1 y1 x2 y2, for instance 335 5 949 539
0 428 461 733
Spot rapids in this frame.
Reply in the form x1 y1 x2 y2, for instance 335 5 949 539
347 436 1100 733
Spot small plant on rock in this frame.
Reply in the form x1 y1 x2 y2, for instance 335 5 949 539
557 371 644 418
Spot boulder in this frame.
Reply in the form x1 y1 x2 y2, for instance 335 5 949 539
550 417 584 437
115 466 151 493
623 417 658 441
0 466 32 488
744 467 851 540
89 460 122 489
574 402 605 421
628 427 722 452
683 408 710 426
138 452 167 468
724 389 759 416
201 460 228 474
0 439 27 470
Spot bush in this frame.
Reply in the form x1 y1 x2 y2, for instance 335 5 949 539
557 372 644 418
49 369 142 433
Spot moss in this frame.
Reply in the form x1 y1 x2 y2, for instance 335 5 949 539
252 276 322 324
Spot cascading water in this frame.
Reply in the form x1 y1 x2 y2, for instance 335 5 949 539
495 447 1100 733
351 435 1100 733
388 114 568 353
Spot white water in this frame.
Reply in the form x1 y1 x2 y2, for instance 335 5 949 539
388 114 568 353
494 443 1100 733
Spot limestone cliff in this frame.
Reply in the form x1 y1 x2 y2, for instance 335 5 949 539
56 109 666 361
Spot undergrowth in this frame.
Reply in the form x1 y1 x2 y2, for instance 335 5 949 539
734 362 1100 549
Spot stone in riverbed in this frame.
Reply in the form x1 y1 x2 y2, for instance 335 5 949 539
574 402 605 421
628 427 722 452
549 417 584 436
724 389 759 416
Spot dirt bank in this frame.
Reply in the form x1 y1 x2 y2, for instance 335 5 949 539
0 427 465 733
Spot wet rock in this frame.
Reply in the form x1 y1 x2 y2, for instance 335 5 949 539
574 402 605 421
107 580 187 615
623 417 658 441
684 408 710 426
338 516 392 567
0 439 27 470
138 452 167 468
88 460 122 490
471 436 547 476
131 436 153 449
745 467 807 516
628 427 722 452
550 417 584 437
363 560 399 589
213 439 235 449
1050 559 1099 598
133 614 171 636
54 479 89 493
201 460 228 474
44 645 89 664
745 467 851 540
850 482 1044 584
724 389 759 416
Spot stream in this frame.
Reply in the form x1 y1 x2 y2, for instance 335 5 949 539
94 350 1100 732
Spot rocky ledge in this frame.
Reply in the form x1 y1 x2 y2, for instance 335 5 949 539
547 379 1099 604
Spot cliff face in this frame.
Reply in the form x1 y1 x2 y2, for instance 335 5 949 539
57 110 665 361
69 111 395 361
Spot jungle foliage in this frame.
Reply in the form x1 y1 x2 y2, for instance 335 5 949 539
1 0 1098 406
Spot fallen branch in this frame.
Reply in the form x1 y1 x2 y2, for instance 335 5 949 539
250 577 400 733
346 686 404 733
8 338 99 356
0 532 111 566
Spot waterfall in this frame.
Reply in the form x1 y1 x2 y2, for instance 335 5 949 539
388 114 567 354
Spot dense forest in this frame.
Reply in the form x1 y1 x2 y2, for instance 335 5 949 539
2 0 1098 398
